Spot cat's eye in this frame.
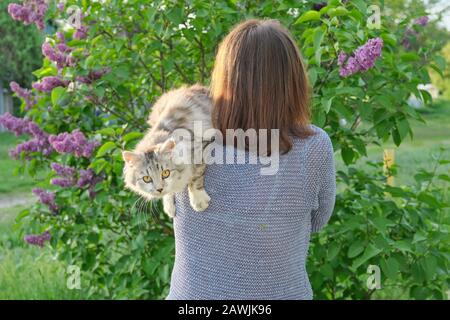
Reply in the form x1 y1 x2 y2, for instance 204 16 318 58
161 169 170 179
142 176 152 183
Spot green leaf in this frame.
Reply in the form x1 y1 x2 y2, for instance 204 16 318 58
328 6 348 17
351 0 367 13
122 132 144 143
33 66 56 77
348 242 364 258
381 256 399 279
321 97 333 113
96 141 117 157
438 174 450 182
51 87 68 107
295 10 321 24
421 255 437 281
371 217 395 233
352 244 381 269
433 55 446 70
393 240 412 253
418 192 441 208
341 146 355 165
396 117 410 141
327 243 340 260
309 67 318 86
313 27 326 65
97 128 116 136
400 52 420 62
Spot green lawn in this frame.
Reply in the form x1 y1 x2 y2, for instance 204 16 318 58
336 100 450 187
0 135 80 299
0 205 82 299
0 133 38 194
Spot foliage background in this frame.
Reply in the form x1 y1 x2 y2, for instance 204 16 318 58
1 0 449 299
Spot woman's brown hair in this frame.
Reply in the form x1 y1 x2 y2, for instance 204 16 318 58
210 18 313 155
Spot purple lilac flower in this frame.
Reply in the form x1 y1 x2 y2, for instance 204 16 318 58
0 112 33 136
24 230 51 247
0 113 53 159
33 76 68 92
50 163 77 188
51 162 76 177
76 68 110 84
9 82 36 110
77 169 94 188
338 38 384 77
401 38 412 50
8 0 48 30
51 178 76 188
74 25 88 39
57 2 65 12
312 2 327 11
42 34 74 70
77 169 103 198
414 16 429 26
32 188 58 214
337 52 347 66
49 130 99 158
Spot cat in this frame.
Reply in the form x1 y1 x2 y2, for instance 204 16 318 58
122 84 213 218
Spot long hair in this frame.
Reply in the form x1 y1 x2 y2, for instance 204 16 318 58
210 19 313 155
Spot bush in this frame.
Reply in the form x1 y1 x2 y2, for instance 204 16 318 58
2 0 449 299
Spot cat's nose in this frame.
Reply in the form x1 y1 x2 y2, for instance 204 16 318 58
157 188 163 193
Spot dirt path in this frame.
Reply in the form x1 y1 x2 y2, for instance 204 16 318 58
0 193 34 209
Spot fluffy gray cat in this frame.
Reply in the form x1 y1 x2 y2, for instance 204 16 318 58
122 84 213 218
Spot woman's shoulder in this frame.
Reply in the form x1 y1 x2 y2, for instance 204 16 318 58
292 124 333 153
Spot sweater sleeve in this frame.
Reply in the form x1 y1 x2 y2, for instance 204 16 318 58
310 132 336 233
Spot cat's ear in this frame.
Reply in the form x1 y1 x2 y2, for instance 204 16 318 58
122 151 142 166
159 139 176 155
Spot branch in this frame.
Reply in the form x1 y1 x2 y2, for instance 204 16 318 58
194 36 207 83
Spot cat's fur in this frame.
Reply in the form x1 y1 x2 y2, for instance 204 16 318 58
122 84 213 218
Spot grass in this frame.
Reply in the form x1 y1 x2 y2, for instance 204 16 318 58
336 100 450 187
0 133 39 194
0 205 82 299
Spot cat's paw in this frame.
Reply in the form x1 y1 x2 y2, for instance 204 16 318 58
190 190 211 212
165 204 176 218
163 196 176 218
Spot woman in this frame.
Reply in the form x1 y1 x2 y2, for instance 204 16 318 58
166 18 336 300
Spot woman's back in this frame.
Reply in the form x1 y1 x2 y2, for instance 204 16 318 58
167 125 335 300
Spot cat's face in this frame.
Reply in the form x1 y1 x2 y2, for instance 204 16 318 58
122 140 191 198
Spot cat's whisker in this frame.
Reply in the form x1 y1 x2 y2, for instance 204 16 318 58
130 196 143 216
137 198 147 230
141 199 151 230
137 197 147 228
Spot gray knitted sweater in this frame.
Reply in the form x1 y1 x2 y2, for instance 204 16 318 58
166 125 336 300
